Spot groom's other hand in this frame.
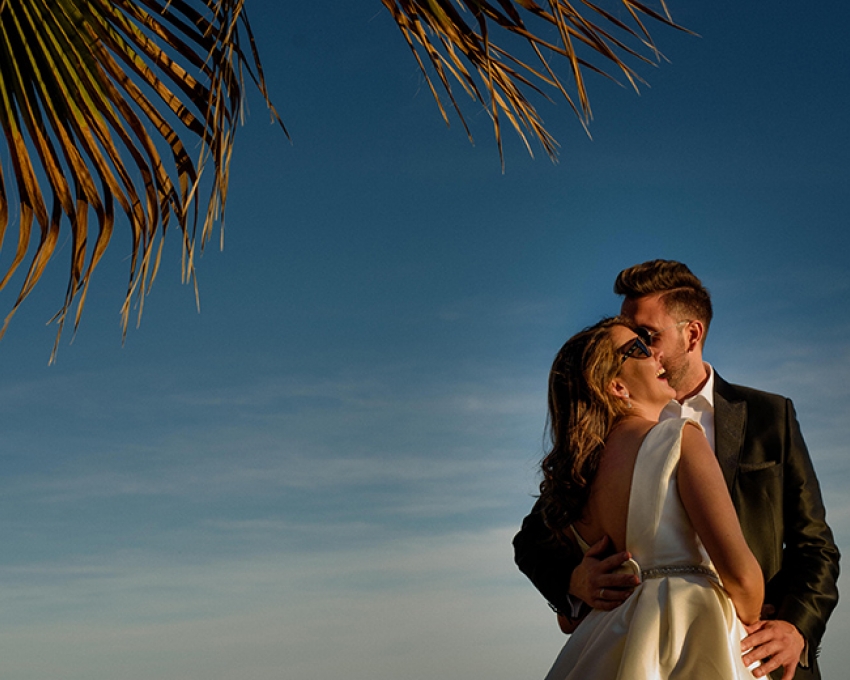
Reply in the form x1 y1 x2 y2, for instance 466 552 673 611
569 536 639 611
742 617 805 680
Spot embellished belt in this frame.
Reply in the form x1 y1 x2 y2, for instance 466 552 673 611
641 564 719 584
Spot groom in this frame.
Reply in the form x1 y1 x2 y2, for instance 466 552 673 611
514 260 839 680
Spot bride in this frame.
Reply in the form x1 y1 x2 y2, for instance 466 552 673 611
538 317 763 679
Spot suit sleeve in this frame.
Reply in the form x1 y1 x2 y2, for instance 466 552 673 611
512 499 583 614
770 399 840 649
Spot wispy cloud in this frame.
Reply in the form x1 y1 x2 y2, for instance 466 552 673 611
0 527 563 680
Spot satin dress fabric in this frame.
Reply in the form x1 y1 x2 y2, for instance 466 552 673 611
543 418 756 680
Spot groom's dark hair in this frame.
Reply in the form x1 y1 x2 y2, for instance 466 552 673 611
614 259 713 333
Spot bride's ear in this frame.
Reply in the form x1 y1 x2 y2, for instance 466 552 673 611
609 378 629 400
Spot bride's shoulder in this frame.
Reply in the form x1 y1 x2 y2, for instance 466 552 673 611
612 416 656 436
604 417 657 454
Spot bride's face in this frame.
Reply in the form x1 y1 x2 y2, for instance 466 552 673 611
608 324 675 412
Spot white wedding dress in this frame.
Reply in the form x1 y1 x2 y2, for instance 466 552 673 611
544 418 756 680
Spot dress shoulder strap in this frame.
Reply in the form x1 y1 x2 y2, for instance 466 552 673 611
569 524 592 553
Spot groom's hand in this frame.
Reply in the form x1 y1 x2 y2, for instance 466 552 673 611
569 535 638 611
742 618 804 680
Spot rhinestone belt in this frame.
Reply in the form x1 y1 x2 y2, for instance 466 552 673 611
641 564 719 584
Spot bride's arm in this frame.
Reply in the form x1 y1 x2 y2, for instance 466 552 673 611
677 423 764 625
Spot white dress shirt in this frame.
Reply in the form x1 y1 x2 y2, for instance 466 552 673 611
660 363 715 452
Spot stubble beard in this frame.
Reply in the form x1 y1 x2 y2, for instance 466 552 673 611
663 358 688 394
660 337 692 396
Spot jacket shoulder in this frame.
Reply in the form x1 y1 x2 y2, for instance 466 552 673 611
714 373 791 409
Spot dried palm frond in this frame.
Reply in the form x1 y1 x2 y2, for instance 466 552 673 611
382 0 688 165
0 1 685 361
0 0 282 360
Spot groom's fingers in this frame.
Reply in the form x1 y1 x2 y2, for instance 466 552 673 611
742 620 803 679
570 542 637 607
598 551 632 572
583 535 610 557
597 553 641 590
593 585 633 610
594 564 638 610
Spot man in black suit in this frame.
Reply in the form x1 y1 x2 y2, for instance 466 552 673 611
514 260 839 680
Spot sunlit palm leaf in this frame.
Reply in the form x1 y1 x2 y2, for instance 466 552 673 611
382 0 687 164
1 0 685 360
0 0 281 359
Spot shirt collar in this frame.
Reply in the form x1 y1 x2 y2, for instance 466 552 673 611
680 362 715 409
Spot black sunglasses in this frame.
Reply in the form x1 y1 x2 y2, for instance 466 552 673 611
620 335 652 363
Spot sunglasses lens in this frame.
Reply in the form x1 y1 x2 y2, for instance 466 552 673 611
636 327 653 345
622 337 651 361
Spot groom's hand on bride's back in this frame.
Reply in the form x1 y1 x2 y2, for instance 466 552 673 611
569 536 639 611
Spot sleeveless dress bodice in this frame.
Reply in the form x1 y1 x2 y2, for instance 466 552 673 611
543 418 756 680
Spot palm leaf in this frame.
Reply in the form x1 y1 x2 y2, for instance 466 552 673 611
382 0 689 166
0 1 685 360
0 0 282 360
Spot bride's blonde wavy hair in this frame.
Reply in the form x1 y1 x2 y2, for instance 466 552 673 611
539 317 632 543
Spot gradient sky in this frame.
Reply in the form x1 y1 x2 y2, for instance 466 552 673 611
0 2 848 678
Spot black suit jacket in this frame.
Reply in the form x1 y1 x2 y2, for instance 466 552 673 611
513 373 840 679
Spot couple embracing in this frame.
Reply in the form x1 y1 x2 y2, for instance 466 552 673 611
515 260 839 680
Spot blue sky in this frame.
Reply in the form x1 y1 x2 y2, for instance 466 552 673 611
0 2 848 678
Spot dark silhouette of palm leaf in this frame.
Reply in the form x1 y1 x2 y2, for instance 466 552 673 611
0 0 281 359
0 1 684 360
382 1 687 165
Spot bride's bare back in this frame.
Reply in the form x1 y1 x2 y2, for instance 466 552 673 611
572 417 656 553
572 415 763 625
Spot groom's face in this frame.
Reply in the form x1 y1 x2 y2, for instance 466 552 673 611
621 293 693 395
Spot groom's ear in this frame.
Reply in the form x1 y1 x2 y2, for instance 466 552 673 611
685 320 705 352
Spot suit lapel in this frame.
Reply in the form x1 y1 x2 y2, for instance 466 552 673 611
713 373 747 490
